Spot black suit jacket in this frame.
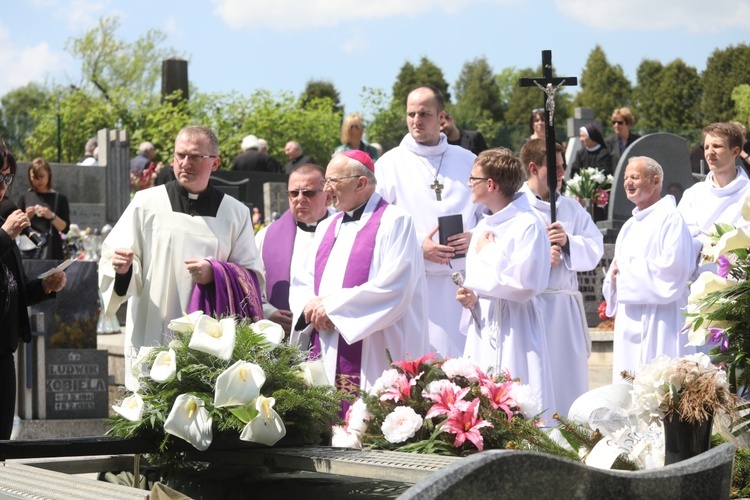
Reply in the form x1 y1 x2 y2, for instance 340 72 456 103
605 132 641 172
448 129 488 156
231 150 281 173
1 229 52 352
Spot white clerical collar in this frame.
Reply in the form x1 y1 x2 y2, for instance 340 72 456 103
188 192 199 200
400 132 449 157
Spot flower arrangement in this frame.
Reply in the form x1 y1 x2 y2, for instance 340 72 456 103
108 312 343 456
682 197 750 395
629 353 738 425
332 354 545 456
564 167 613 207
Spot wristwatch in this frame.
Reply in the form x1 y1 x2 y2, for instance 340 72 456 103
50 213 57 221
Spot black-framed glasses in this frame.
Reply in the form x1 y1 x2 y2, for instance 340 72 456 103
0 173 14 186
468 176 489 184
612 120 625 125
324 175 360 185
288 189 323 199
174 152 218 162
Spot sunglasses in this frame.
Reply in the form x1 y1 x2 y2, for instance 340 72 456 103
532 108 545 114
612 120 625 125
288 189 323 199
0 173 14 186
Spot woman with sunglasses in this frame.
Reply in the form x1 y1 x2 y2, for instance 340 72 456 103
333 113 379 161
0 140 67 439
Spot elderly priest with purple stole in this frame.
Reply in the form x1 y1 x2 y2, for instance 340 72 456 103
290 150 429 403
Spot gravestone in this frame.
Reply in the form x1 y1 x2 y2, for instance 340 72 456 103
599 133 693 237
45 349 109 419
210 170 288 220
398 444 735 499
577 243 615 327
162 57 189 102
264 181 290 220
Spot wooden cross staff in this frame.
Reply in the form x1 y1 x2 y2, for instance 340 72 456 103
519 50 577 223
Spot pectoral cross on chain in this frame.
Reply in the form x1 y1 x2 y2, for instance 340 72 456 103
430 179 444 201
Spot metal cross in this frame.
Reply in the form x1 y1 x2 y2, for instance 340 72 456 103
430 179 444 201
519 50 577 223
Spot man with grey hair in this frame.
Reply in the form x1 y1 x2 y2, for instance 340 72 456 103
130 141 156 177
290 150 428 396
602 156 695 382
232 134 281 172
283 141 315 174
77 137 98 166
100 126 264 389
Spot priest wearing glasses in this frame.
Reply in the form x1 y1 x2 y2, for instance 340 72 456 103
375 85 482 358
290 150 428 398
99 126 264 389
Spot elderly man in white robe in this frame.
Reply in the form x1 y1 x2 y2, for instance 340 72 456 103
678 122 750 275
519 139 604 417
375 85 483 359
455 148 554 422
99 126 263 389
290 150 428 399
603 156 695 383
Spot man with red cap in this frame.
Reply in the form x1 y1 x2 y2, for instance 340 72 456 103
289 150 428 397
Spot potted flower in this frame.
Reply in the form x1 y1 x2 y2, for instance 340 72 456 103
564 167 613 217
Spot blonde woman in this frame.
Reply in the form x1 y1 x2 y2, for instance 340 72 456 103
334 113 379 161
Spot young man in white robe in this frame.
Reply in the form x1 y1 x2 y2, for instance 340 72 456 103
678 122 750 274
519 139 604 417
255 163 334 336
603 156 695 383
99 126 263 388
375 85 483 358
455 148 554 422
290 150 428 395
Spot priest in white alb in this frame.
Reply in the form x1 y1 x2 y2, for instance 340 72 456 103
519 139 604 417
375 85 482 359
603 156 695 383
289 150 428 402
455 148 554 422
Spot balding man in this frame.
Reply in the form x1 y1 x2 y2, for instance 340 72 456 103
283 141 315 174
603 156 695 382
255 163 333 335
290 150 428 398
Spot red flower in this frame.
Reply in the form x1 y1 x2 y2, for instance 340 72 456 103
392 352 438 376
598 300 611 320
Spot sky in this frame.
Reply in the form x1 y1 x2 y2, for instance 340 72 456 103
2 0 750 122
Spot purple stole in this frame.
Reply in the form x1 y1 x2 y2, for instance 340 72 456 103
313 197 388 409
262 210 296 310
188 260 264 321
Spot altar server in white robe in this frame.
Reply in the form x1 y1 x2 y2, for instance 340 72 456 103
375 85 483 359
455 148 554 421
290 150 428 393
99 126 263 388
678 122 750 273
519 139 604 417
603 156 695 383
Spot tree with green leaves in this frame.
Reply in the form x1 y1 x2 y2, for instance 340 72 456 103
574 45 632 134
451 57 504 140
633 59 701 132
362 87 406 153
299 80 343 114
733 84 750 126
632 59 664 130
391 57 451 105
0 83 49 159
701 43 750 123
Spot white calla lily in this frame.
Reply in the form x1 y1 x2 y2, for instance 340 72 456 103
688 272 737 305
742 194 750 221
251 319 285 346
112 393 145 422
168 310 205 333
150 348 177 383
214 360 266 407
298 360 330 387
240 396 287 446
712 227 750 259
188 316 236 360
126 346 154 392
164 394 213 451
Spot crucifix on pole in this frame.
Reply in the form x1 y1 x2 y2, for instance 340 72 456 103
519 50 577 223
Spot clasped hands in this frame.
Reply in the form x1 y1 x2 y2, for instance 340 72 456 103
304 297 333 331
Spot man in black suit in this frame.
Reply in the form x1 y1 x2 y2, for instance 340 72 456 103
440 112 488 156
231 134 281 172
283 141 315 174
604 107 641 172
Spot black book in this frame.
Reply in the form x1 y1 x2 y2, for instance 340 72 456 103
438 214 465 259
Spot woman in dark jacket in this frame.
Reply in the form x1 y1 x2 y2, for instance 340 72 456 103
0 141 66 439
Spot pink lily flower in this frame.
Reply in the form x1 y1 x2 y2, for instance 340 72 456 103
441 398 493 451
379 372 421 403
424 385 471 419
392 352 438 377
479 378 515 421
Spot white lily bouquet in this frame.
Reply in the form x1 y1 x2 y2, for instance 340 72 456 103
108 312 343 455
564 167 613 208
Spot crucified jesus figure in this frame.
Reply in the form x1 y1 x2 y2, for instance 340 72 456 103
533 79 565 127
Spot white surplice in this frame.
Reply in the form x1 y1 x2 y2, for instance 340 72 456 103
289 194 429 391
99 186 261 377
375 133 483 358
521 185 604 417
461 193 554 421
603 195 695 383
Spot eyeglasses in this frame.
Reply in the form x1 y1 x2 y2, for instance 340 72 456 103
350 124 365 130
468 176 489 184
612 120 625 125
174 152 218 162
0 173 14 186
288 189 323 199
532 108 545 114
324 175 360 185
